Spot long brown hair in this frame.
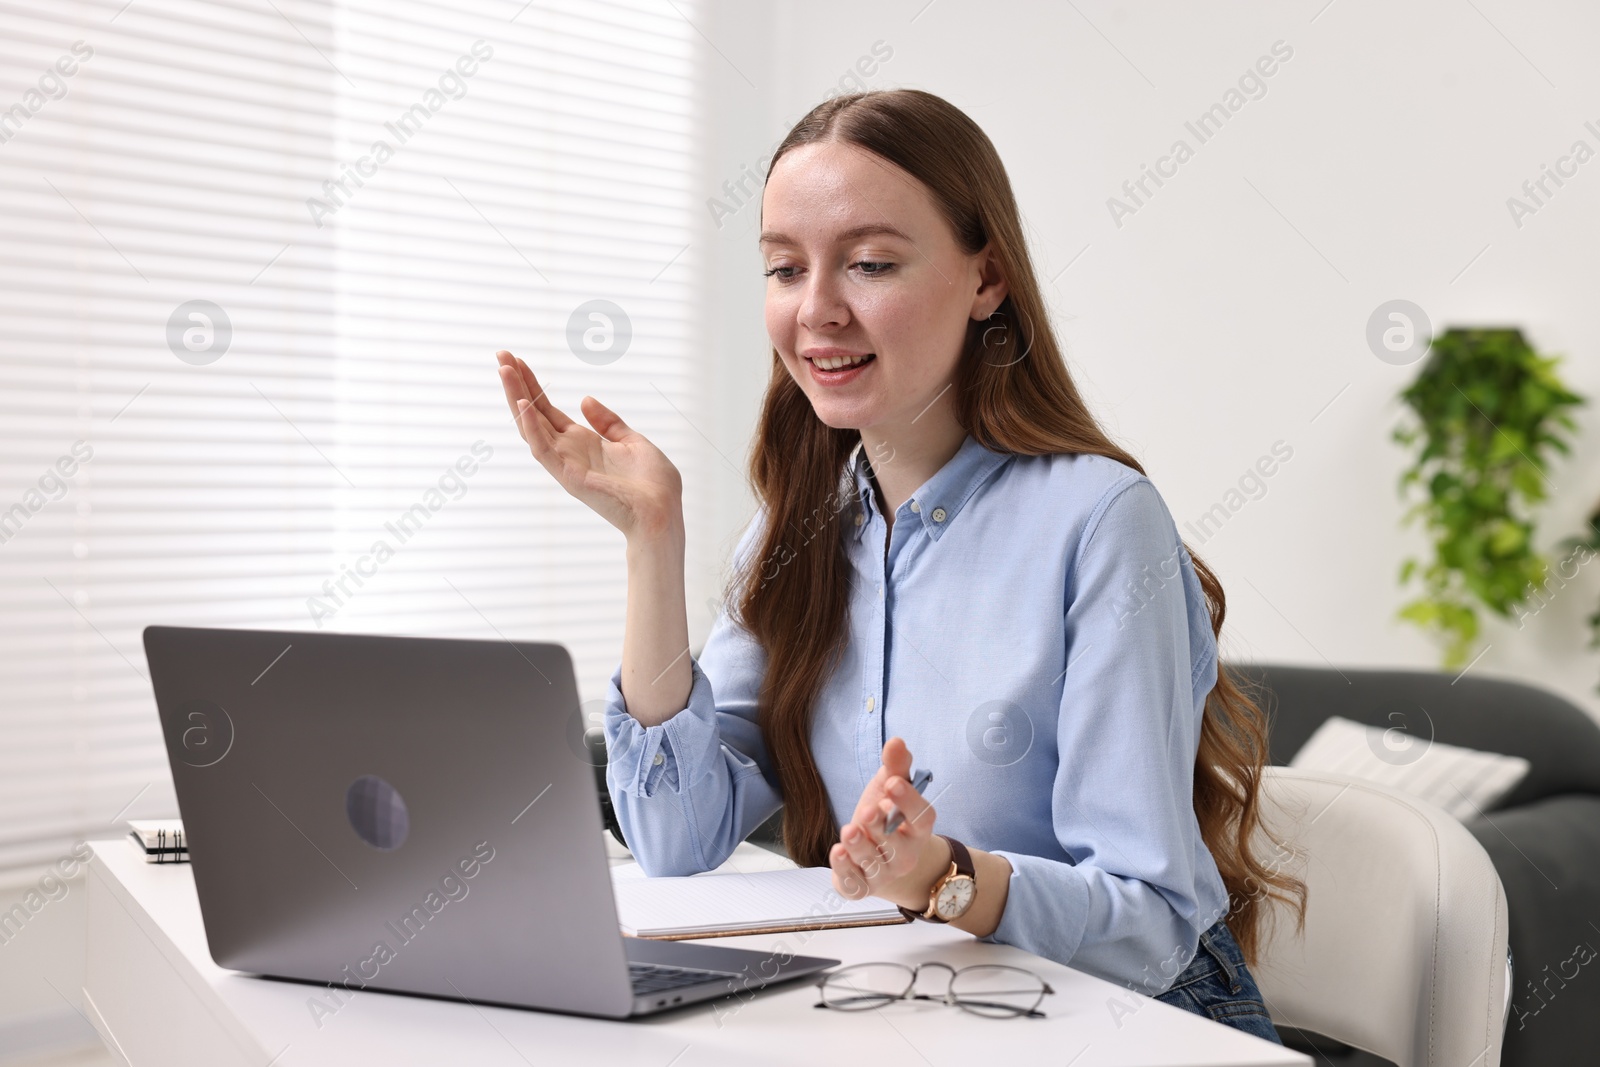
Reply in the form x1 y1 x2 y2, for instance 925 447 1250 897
727 88 1305 965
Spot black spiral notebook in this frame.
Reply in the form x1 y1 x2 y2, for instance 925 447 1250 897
127 818 188 864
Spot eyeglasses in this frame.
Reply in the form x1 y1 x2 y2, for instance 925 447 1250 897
814 961 1054 1018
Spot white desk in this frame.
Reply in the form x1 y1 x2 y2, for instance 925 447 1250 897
82 838 1309 1066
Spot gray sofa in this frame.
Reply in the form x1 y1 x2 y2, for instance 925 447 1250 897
1233 662 1600 1067
596 661 1600 1064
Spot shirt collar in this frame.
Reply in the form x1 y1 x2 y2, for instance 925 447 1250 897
846 432 1012 542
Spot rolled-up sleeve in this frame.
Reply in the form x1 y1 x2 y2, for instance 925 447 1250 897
602 511 782 876
978 477 1227 994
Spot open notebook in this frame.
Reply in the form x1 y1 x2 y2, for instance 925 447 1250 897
610 862 908 940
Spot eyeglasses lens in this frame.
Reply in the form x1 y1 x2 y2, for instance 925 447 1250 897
818 963 914 1010
948 965 1047 1017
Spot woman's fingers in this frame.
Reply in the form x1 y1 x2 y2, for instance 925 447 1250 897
514 398 559 458
500 370 555 454
495 351 531 403
850 762 897 827
885 773 937 835
880 736 913 781
829 842 871 900
495 362 542 447
490 351 688 544
840 822 893 883
870 799 908 869
496 355 578 464
495 358 529 425
850 738 915 828
578 394 634 443
495 351 573 436
511 353 574 432
500 379 539 452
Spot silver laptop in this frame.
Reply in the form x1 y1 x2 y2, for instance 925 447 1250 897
142 624 839 1019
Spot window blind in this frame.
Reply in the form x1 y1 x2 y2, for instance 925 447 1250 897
0 0 705 881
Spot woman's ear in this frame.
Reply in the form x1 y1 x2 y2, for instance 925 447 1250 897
969 243 1009 321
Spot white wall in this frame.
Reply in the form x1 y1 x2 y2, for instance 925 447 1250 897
698 0 1600 722
685 4 781 637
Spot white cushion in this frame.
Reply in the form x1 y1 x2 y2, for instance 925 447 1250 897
1288 715 1531 822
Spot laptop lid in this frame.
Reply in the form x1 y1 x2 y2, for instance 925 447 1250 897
144 624 637 1019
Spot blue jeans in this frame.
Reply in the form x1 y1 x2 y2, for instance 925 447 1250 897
1154 918 1283 1044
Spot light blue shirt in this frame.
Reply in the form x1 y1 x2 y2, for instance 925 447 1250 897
603 432 1230 995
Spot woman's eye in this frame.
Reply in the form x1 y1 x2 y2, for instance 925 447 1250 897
761 262 895 282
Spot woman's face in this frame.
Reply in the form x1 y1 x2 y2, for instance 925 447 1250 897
760 141 1006 434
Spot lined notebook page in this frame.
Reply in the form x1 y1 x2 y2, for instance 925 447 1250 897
610 864 903 938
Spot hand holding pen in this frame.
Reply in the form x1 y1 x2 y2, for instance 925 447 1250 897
883 768 932 834
829 737 951 910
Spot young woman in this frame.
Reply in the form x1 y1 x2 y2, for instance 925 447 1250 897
495 88 1305 1042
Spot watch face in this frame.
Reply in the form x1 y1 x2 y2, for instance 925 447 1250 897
935 875 976 919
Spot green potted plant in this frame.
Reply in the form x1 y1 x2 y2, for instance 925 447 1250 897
1557 502 1600 690
1391 327 1586 669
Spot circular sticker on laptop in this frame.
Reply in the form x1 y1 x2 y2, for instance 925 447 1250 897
346 774 410 850
172 699 235 768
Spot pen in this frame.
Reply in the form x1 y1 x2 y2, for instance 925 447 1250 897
882 768 932 834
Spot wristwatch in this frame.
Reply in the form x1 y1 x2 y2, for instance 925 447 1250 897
897 835 976 923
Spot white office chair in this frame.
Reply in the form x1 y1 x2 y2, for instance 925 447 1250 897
1246 766 1511 1067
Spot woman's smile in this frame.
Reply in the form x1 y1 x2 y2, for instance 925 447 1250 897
804 346 878 384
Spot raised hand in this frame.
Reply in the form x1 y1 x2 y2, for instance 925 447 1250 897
495 350 684 543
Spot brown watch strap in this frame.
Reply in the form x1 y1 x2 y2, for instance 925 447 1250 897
944 835 974 878
897 835 975 923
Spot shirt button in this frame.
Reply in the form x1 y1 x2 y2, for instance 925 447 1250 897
909 500 921 513
652 752 664 766
932 507 947 523
854 511 864 526
866 696 875 713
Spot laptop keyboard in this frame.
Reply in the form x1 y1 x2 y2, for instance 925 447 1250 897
629 961 741 995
